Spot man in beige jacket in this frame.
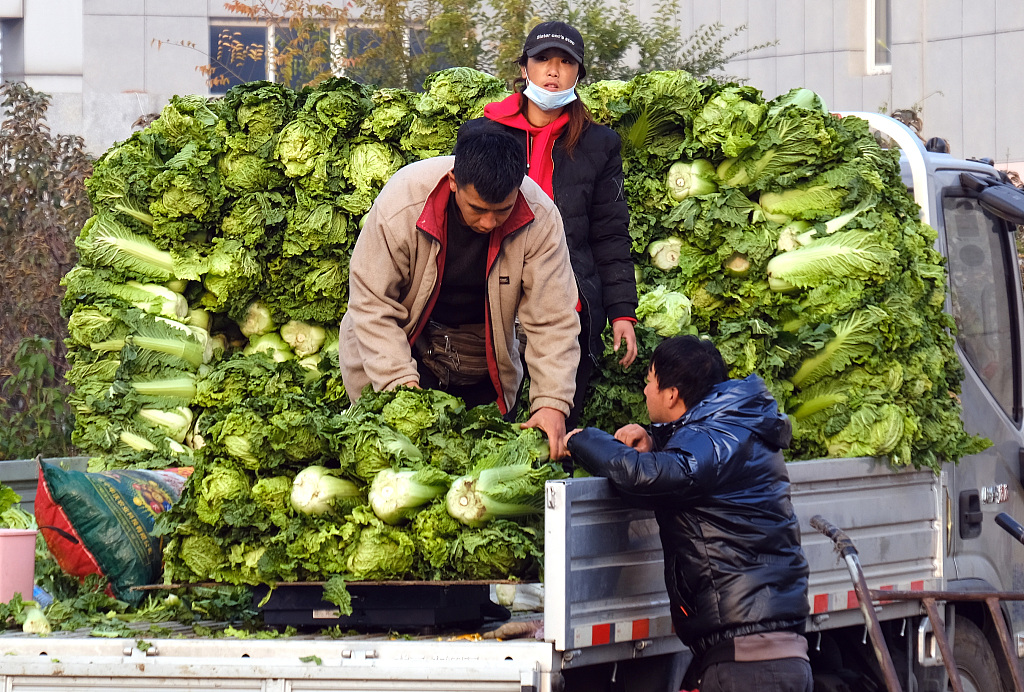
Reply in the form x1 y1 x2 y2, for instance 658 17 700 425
339 122 581 458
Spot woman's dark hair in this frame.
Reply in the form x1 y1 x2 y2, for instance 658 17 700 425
452 122 528 202
513 53 593 157
649 335 728 409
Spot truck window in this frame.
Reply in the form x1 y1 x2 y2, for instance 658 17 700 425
943 194 1019 419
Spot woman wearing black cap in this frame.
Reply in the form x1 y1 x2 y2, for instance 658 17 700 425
462 21 638 427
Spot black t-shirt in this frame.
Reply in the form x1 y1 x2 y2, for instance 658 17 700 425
429 194 489 327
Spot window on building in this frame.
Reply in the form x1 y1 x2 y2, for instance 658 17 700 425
342 26 438 88
0 19 26 83
272 24 336 90
344 26 386 86
344 26 451 89
409 27 452 74
209 24 268 94
866 0 892 75
210 20 445 93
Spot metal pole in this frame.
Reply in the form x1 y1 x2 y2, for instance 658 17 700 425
985 596 1024 692
811 516 903 692
843 551 904 692
922 598 965 692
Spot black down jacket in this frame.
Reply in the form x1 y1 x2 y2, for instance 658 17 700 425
566 375 810 654
461 117 637 359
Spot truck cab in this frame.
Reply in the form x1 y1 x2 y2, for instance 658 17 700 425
845 112 1024 691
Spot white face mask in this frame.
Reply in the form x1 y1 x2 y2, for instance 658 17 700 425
523 77 578 111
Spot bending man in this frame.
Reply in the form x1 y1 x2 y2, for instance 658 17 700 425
340 122 581 458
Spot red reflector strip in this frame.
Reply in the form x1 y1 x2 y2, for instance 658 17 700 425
847 590 859 609
574 615 682 647
807 579 939 617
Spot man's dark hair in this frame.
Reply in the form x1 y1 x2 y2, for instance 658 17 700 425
452 121 527 203
649 335 728 409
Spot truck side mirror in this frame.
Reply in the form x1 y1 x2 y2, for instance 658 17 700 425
959 172 1024 226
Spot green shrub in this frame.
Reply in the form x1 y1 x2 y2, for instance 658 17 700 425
0 82 91 459
0 337 74 460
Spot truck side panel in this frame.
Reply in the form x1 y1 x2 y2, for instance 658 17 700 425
788 456 944 628
544 460 943 650
544 477 683 664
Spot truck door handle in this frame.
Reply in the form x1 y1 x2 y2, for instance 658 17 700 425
959 489 982 539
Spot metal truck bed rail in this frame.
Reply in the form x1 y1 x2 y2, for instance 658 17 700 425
0 637 554 691
543 477 684 664
542 457 945 653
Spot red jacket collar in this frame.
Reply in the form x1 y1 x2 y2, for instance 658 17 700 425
483 94 567 199
484 92 571 137
483 93 527 124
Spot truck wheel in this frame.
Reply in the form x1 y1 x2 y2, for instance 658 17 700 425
888 644 918 692
811 673 853 692
950 616 1003 692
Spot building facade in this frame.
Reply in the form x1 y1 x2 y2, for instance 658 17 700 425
707 0 1024 174
1 0 1022 176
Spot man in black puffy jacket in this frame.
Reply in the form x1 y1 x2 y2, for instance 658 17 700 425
565 335 811 692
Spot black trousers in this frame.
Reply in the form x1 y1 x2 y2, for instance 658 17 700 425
517 314 595 429
698 658 813 692
566 348 595 429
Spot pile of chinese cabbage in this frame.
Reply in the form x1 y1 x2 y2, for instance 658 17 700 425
60 68 986 590
578 77 987 469
64 72 508 472
157 379 560 585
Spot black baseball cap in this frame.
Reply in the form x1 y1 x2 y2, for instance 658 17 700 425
524 21 585 67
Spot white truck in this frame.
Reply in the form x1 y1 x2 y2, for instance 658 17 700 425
3 113 1024 692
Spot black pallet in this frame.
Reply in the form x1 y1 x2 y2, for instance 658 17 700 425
252 583 509 631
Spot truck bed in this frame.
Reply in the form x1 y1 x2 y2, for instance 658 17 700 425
0 454 944 689
545 456 943 654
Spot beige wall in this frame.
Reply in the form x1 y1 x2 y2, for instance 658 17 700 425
6 0 1024 167
676 0 1024 170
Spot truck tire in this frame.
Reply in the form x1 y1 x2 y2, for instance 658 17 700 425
888 643 918 692
950 616 1003 692
811 673 853 692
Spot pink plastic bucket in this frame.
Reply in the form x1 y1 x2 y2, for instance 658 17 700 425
0 529 37 602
